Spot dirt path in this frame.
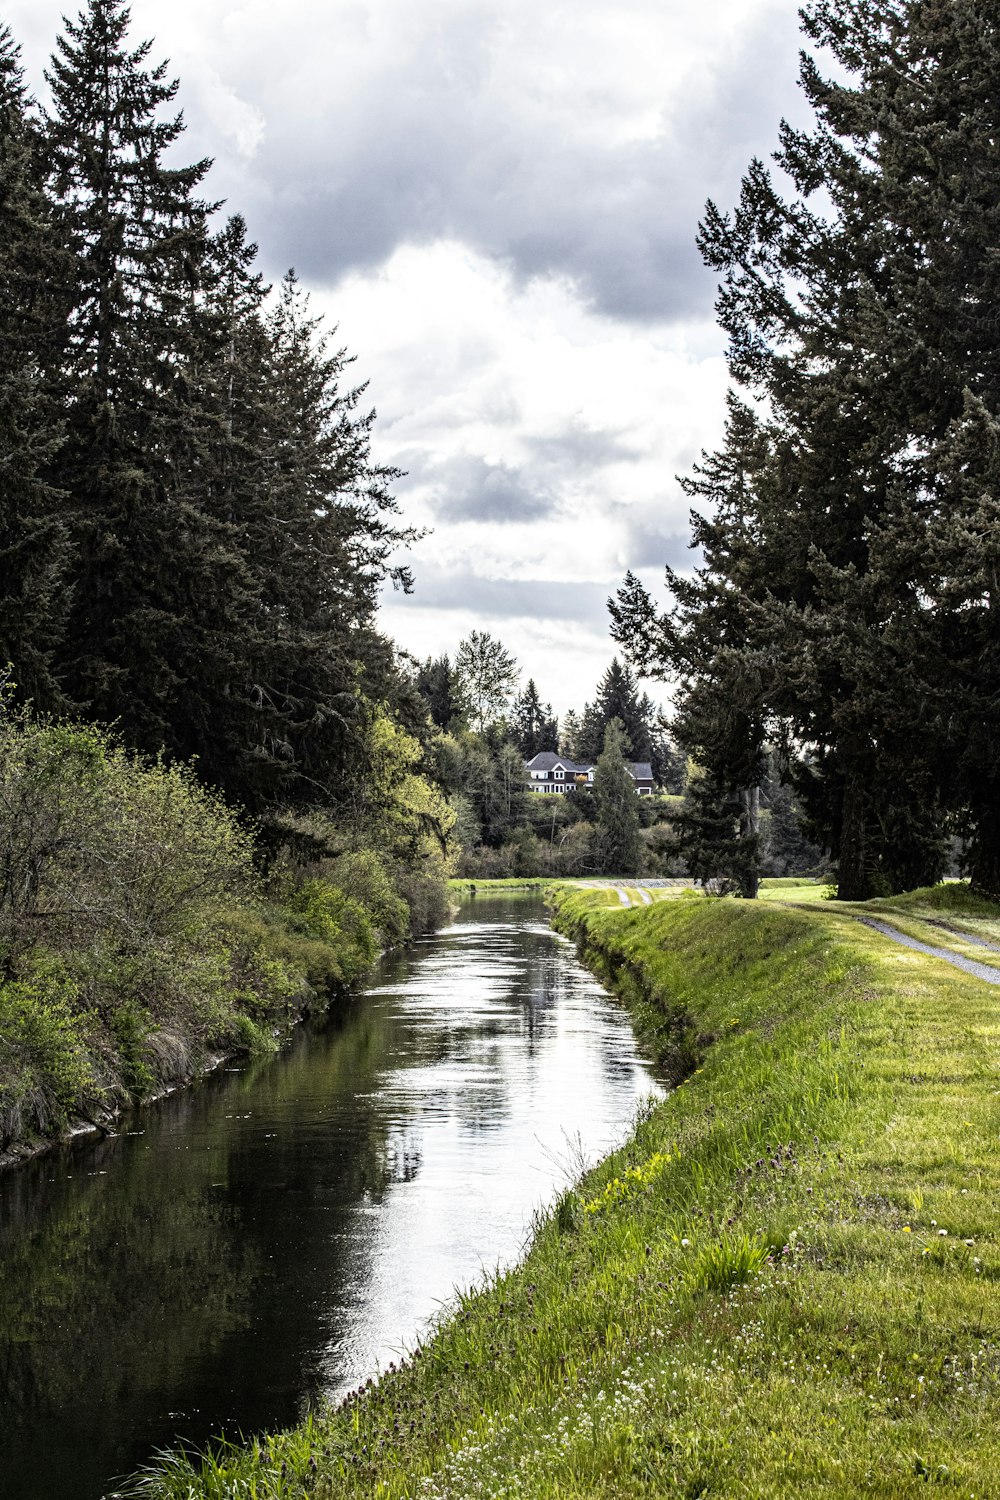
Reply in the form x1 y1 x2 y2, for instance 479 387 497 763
857 917 1000 986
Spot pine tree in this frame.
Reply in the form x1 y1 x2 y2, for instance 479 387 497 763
41 0 216 747
559 709 582 760
0 26 72 707
415 654 460 730
575 657 662 771
511 679 557 758
612 1 971 899
177 263 415 812
592 720 642 876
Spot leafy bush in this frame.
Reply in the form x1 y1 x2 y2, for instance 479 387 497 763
0 966 93 1146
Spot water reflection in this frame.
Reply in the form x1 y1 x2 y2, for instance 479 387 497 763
0 896 661 1500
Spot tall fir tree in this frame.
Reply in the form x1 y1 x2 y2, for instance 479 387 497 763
0 27 72 707
577 659 653 763
41 0 216 748
592 720 642 876
511 679 557 758
613 0 984 898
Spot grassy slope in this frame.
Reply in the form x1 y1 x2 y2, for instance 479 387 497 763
134 886 1000 1499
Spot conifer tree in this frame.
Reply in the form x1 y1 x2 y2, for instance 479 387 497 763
613 0 975 898
415 654 460 730
41 0 215 747
592 720 642 876
0 27 72 707
511 679 557 758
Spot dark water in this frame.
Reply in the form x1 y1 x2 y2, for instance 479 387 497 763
0 895 660 1500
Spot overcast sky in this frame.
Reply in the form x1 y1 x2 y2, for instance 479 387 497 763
7 0 810 716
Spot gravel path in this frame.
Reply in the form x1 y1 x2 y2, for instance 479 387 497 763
858 918 1000 986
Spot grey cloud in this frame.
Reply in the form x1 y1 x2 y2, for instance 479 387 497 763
9 1 809 325
524 425 641 471
405 566 614 623
622 523 693 571
409 452 558 524
215 5 807 324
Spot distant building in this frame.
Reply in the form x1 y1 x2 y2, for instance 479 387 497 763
524 750 654 796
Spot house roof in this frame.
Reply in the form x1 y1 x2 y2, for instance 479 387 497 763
525 751 590 773
631 762 654 781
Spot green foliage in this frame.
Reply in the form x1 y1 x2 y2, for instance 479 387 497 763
284 879 377 984
592 720 642 875
686 1231 770 1294
0 706 424 1151
0 965 91 1146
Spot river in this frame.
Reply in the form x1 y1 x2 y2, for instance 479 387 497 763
0 894 660 1500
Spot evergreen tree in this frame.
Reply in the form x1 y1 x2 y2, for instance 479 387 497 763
592 720 642 876
511 678 557 758
613 0 977 899
41 0 216 747
559 709 583 760
415 654 460 730
0 27 72 707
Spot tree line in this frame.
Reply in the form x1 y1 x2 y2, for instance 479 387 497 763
612 0 1000 901
413 635 816 880
1 0 423 824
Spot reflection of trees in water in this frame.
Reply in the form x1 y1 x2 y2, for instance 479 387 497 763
0 1134 262 1500
0 996 420 1500
0 893 648 1500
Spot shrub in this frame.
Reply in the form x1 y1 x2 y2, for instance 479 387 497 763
0 966 94 1146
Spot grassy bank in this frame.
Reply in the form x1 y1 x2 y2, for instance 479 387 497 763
132 883 1000 1498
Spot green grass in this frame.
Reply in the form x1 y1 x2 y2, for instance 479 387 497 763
130 884 1000 1499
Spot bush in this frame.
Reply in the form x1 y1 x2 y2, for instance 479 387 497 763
0 966 94 1147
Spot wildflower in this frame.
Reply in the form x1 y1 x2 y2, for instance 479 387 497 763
681 1238 691 1248
902 1226 912 1233
938 1229 948 1237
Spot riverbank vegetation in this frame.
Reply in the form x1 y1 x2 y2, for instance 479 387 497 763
0 695 453 1159
130 881 1000 1497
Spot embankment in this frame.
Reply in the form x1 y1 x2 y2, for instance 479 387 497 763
133 884 1000 1498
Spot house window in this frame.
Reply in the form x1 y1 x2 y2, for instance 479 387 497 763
555 770 564 780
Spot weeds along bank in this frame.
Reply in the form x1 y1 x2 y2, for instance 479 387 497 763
133 882 1000 1498
0 709 451 1166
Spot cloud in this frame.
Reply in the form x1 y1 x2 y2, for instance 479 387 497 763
401 565 613 622
416 453 557 524
230 0 807 323
9 0 808 326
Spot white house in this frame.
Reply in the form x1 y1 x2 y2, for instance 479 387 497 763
524 750 654 795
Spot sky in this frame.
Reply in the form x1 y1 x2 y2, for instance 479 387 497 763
6 0 810 717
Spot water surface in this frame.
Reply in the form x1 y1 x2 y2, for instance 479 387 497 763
0 895 660 1500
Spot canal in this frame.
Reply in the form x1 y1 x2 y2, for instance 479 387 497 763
0 894 660 1500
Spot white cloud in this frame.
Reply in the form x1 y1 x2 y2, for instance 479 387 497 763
320 241 727 710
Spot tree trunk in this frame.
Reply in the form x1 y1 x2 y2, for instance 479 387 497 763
738 784 761 899
837 771 868 901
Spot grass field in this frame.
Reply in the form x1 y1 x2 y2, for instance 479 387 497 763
132 882 1000 1499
